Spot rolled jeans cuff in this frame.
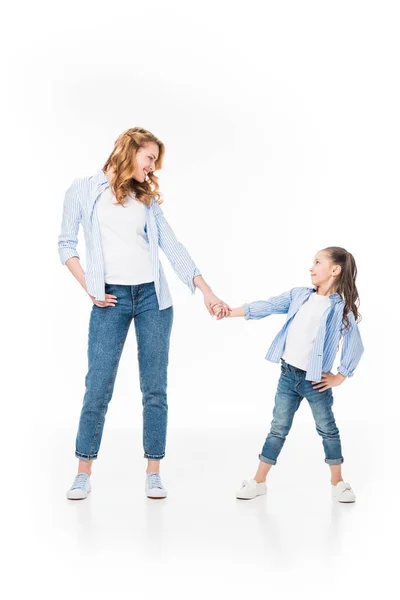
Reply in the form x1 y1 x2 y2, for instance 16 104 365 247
75 451 98 461
325 457 344 465
144 453 165 460
259 454 276 465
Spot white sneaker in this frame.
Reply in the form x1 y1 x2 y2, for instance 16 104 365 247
146 472 167 499
67 473 91 500
236 478 267 500
331 481 356 503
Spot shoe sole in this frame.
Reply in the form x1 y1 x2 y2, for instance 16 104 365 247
67 490 91 501
147 495 167 499
236 491 267 500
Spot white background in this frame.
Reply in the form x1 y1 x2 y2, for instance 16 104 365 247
2 1 398 598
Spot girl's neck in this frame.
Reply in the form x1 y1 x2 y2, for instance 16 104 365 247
316 284 337 297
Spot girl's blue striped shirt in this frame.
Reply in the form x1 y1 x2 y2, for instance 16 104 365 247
58 168 201 308
244 287 364 383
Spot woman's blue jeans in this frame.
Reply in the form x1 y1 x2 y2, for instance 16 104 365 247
260 360 344 466
75 282 173 461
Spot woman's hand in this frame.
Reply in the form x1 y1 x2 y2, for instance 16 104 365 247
312 372 346 392
89 293 118 308
203 292 231 319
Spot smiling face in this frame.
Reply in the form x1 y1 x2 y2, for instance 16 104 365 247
131 141 160 183
310 250 342 289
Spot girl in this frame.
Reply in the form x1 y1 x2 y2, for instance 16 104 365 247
58 127 230 500
213 247 364 502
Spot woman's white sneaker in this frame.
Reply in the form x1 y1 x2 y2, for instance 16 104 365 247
67 473 91 500
146 472 167 499
331 481 356 503
236 478 267 500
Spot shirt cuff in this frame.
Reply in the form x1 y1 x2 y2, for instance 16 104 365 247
244 303 251 320
189 269 202 294
337 365 354 378
59 248 80 265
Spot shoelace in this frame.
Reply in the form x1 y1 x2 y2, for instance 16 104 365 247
71 473 89 490
147 473 163 489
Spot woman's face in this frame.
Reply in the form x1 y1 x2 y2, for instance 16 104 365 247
309 251 341 287
132 142 160 183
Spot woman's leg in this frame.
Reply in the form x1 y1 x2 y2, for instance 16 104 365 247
133 283 173 469
75 284 132 465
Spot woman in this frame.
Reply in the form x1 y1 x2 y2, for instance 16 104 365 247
58 127 230 500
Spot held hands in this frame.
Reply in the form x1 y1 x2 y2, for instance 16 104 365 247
211 301 231 320
312 372 346 392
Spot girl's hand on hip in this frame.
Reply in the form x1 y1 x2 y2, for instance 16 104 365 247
312 372 344 392
89 293 118 308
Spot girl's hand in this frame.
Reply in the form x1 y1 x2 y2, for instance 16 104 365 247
89 293 118 308
312 372 345 392
212 302 225 319
203 293 231 319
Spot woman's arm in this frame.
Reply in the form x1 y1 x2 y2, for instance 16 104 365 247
152 200 230 317
58 180 82 265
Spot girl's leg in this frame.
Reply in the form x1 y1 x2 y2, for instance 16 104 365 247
303 381 344 476
329 464 343 486
256 364 304 481
75 284 132 464
133 283 174 467
78 459 93 476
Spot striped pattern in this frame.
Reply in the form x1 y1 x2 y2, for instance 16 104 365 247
58 168 201 309
244 287 364 382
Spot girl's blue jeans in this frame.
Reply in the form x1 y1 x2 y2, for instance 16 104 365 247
260 359 344 466
75 282 173 462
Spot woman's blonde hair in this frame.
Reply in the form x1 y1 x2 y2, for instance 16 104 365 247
103 127 165 207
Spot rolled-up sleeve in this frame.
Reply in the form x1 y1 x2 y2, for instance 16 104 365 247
337 313 364 378
152 199 201 294
244 290 293 320
58 180 82 265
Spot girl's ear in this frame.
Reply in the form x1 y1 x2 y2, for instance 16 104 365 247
333 264 342 276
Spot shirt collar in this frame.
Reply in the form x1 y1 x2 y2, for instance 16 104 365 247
311 286 343 303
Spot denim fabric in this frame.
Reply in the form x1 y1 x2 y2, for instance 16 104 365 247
259 360 344 466
75 281 173 461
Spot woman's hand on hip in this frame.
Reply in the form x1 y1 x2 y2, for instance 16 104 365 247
89 293 118 308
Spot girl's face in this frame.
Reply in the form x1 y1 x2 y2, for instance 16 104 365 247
309 251 341 287
132 142 160 183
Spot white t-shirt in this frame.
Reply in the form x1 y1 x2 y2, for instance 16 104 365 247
282 292 331 371
96 187 154 285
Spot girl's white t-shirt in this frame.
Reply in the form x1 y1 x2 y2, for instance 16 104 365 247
96 187 154 285
282 292 331 371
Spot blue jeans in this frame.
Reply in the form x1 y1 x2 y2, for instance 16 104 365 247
260 360 344 466
75 282 173 461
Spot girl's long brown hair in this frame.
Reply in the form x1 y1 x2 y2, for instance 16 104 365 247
103 127 165 207
323 246 361 332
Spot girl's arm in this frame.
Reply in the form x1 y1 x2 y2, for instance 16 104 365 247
243 290 293 320
213 289 293 319
337 313 364 378
226 306 246 318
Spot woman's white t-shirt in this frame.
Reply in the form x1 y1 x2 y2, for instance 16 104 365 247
282 292 331 371
96 187 154 285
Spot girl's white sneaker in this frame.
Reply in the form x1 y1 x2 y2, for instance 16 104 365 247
145 472 167 499
66 473 91 500
236 478 267 500
331 481 356 503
